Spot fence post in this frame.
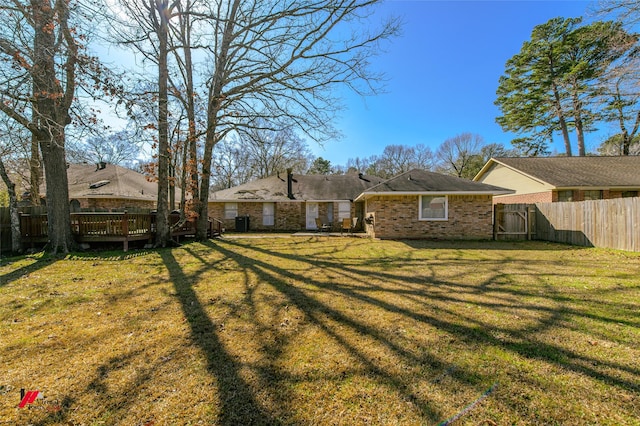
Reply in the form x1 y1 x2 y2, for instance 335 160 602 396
493 204 500 240
122 211 129 252
527 205 535 240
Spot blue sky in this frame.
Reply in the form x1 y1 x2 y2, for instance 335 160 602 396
315 0 602 166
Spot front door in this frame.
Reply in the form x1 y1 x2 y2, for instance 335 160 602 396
306 202 318 229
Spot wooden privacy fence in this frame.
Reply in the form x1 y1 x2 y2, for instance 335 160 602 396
494 204 535 241
494 198 639 252
0 207 12 252
535 198 639 252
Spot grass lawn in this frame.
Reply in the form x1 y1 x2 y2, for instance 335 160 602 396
0 238 638 425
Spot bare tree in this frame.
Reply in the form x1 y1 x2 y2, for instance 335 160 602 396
190 0 399 238
594 30 640 156
0 119 26 253
435 133 484 179
0 0 85 253
377 145 418 177
211 137 251 190
243 123 312 179
67 130 142 166
593 1 640 26
345 144 433 178
346 156 374 174
111 0 181 246
109 0 398 238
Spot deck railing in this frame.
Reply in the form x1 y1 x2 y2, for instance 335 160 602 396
19 212 219 251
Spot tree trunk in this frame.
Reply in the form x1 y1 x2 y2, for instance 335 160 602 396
623 110 640 156
575 116 586 157
196 0 241 240
571 86 586 156
551 83 572 156
178 0 200 220
29 132 42 205
169 163 176 211
154 0 171 247
196 131 214 240
0 158 22 253
180 134 188 212
32 0 75 254
39 134 74 253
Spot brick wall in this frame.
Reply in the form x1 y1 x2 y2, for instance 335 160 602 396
208 201 306 231
493 191 553 204
275 202 305 230
207 200 358 232
76 198 156 211
364 194 494 240
551 189 627 202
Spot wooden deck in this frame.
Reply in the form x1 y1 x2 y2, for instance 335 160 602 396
20 212 222 251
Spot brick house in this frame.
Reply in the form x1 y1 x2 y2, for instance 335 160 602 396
65 162 160 211
208 170 385 232
474 157 640 204
355 169 512 239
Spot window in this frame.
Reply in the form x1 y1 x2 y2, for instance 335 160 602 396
420 195 447 220
557 190 574 202
263 203 274 226
583 190 602 200
338 202 350 220
622 191 638 198
224 203 237 219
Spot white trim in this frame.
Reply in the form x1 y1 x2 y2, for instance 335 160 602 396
474 158 553 187
224 202 238 219
306 202 319 229
337 201 350 221
262 202 275 226
419 195 448 221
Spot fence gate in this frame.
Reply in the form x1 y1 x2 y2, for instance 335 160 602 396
494 204 535 240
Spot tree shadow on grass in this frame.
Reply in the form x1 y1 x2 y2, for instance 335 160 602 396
159 248 282 425
201 240 481 423
213 239 640 395
0 256 56 287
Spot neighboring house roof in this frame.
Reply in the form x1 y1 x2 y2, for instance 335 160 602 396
209 173 386 202
475 156 640 189
61 163 159 201
355 169 512 201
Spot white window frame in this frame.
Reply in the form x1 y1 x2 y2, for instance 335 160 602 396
583 190 602 201
338 202 351 220
557 190 573 202
224 202 238 219
262 202 275 226
419 195 448 221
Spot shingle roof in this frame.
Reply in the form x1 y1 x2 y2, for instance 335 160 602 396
209 173 386 201
63 163 159 201
487 156 640 187
358 169 512 197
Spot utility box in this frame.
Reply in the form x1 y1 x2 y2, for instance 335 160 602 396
235 215 250 232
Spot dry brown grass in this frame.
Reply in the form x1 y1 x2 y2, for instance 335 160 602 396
0 238 638 425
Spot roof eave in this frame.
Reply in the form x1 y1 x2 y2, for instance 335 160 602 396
555 185 640 191
477 158 554 187
357 190 514 200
